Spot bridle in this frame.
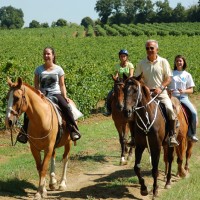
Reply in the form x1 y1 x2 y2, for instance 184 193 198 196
7 86 27 118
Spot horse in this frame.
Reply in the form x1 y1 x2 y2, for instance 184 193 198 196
5 77 74 200
123 75 175 198
111 76 133 165
163 93 194 181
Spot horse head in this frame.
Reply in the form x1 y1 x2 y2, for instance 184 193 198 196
112 75 126 111
123 73 150 118
5 77 27 128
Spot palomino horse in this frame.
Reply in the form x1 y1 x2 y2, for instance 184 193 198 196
111 76 133 165
5 77 73 200
163 94 194 182
123 75 174 198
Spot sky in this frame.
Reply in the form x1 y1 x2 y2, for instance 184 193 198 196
0 0 198 27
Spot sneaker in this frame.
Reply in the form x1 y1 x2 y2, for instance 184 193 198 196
169 136 179 147
103 111 111 117
188 135 198 142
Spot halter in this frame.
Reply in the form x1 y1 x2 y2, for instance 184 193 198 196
126 80 161 164
7 86 27 118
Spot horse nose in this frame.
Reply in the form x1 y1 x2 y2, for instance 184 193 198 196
124 109 132 118
117 103 124 111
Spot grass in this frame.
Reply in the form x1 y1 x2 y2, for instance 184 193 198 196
0 94 200 199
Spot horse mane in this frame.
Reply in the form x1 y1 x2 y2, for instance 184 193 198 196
23 82 46 101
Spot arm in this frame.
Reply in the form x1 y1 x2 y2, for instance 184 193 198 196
129 67 134 78
178 87 193 94
34 74 40 90
155 76 171 95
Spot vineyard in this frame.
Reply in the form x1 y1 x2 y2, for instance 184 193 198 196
0 22 200 126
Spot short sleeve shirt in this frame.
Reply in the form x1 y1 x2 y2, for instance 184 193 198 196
168 70 195 97
34 64 65 95
114 62 134 78
135 55 172 89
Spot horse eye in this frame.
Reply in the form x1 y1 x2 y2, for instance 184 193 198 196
13 96 19 102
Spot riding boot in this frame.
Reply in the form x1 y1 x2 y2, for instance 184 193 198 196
67 124 81 141
17 114 29 144
103 90 113 117
169 120 179 147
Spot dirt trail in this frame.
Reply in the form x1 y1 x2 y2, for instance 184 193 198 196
0 159 180 200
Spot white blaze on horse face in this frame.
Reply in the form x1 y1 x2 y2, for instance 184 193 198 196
6 90 14 119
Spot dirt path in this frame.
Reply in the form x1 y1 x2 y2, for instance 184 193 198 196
0 159 180 200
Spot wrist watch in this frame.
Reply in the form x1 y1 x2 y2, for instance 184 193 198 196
160 85 165 90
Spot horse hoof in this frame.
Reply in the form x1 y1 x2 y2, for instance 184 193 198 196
120 160 127 165
141 190 148 196
34 192 42 200
127 155 133 161
49 183 57 190
59 185 67 191
165 184 171 189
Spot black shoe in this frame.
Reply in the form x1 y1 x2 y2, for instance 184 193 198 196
17 131 28 144
103 111 111 117
70 131 81 141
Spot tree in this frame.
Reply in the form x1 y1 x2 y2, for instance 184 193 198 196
134 0 156 23
155 0 173 22
95 0 113 24
29 20 40 28
81 17 94 28
56 18 67 27
0 6 24 29
171 3 186 22
41 22 49 28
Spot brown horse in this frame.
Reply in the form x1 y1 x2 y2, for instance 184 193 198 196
5 77 74 200
111 76 133 165
163 94 194 183
123 75 174 198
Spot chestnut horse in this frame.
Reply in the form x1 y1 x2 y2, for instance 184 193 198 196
5 77 73 200
163 95 194 181
111 76 133 165
123 75 174 198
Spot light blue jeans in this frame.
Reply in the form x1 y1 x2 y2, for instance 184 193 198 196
175 95 197 137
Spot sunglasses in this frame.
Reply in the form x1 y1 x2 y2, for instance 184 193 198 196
146 47 155 50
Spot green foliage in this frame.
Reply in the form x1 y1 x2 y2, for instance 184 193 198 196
0 6 24 29
1 24 200 127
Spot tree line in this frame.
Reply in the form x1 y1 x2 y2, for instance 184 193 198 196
0 0 200 29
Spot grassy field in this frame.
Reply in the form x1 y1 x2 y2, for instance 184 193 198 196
0 94 200 199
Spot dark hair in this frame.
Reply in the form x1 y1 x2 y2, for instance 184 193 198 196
173 55 187 70
43 47 56 64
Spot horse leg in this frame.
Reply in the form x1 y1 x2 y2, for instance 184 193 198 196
165 146 175 189
30 146 46 200
163 144 169 181
134 146 148 196
185 140 193 175
59 142 71 191
151 147 161 198
49 150 58 190
115 123 127 165
176 136 187 178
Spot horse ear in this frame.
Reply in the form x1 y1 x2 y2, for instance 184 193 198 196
7 77 13 87
17 77 23 87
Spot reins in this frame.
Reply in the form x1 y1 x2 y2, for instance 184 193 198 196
126 80 164 164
